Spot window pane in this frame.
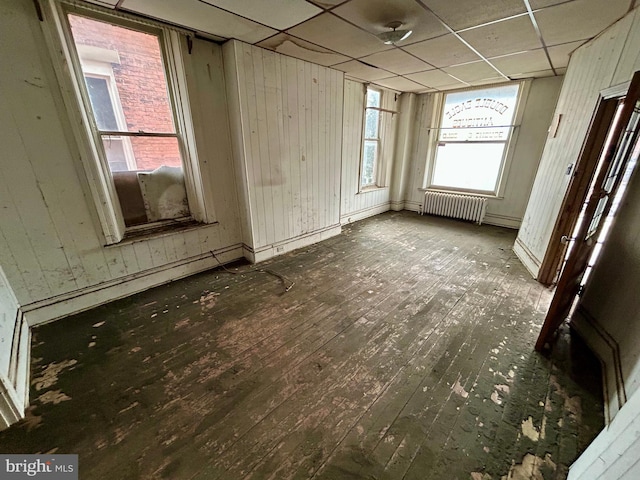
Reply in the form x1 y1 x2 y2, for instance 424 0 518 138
105 136 188 226
85 76 118 131
68 14 176 134
362 140 378 186
366 89 380 108
432 143 505 192
439 84 519 142
102 135 183 173
365 109 379 139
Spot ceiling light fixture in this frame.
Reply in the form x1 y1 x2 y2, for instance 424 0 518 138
376 21 412 45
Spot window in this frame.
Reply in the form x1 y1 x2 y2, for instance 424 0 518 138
43 2 212 243
361 87 382 188
429 84 521 195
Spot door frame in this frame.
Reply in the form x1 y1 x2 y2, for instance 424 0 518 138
537 81 633 286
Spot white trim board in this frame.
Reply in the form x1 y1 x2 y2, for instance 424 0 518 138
484 213 521 229
513 236 542 279
571 304 626 423
245 225 342 264
22 245 244 327
341 203 390 225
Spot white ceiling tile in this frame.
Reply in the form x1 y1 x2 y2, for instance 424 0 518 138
372 76 428 92
121 0 277 43
307 0 350 8
200 0 321 30
489 49 551 76
419 0 528 31
257 34 350 66
443 61 503 82
510 69 558 79
529 0 574 8
535 0 630 46
406 69 466 88
359 49 434 75
469 76 510 86
459 15 542 58
286 13 392 57
403 34 482 68
332 0 449 45
547 40 585 69
332 60 395 81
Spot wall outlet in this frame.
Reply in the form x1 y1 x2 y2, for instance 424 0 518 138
276 246 284 253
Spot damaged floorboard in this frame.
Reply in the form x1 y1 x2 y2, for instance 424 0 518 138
0 211 604 479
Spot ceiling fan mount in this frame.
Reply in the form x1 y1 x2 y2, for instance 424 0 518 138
376 21 413 45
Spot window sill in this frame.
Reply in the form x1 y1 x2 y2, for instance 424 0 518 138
358 185 388 194
106 219 218 247
418 187 503 200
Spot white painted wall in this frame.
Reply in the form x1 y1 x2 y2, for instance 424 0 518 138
223 41 344 262
515 9 640 277
0 0 244 417
340 79 399 224
402 77 562 229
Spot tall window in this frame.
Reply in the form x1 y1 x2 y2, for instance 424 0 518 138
361 87 382 188
66 12 189 229
430 84 521 194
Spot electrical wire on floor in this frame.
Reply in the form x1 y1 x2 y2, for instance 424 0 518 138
210 251 295 293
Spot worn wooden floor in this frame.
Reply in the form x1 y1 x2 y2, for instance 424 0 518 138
0 211 604 479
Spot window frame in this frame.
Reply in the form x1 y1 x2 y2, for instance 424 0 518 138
39 0 214 244
360 86 383 190
424 81 529 197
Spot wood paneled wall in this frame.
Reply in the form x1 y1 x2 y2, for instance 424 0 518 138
340 79 399 224
0 0 242 321
223 41 344 260
515 12 638 275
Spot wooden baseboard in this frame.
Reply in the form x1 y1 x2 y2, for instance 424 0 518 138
571 304 626 423
484 213 522 229
513 236 542 279
340 203 390 225
21 245 244 327
250 224 342 263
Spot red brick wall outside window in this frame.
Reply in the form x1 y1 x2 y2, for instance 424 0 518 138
68 15 182 171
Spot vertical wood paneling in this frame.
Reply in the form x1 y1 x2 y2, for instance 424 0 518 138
517 13 636 269
227 42 343 249
0 0 242 317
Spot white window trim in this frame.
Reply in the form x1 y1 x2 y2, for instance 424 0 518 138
39 0 215 245
360 86 383 190
423 80 531 198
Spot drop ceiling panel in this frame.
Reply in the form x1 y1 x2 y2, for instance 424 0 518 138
547 40 584 69
332 60 395 81
529 0 575 8
286 13 392 58
420 0 528 31
308 0 350 8
510 69 557 79
535 0 630 46
200 0 321 30
459 15 542 59
489 50 551 76
444 61 502 82
470 76 509 86
257 34 350 66
332 0 449 45
359 49 434 75
373 76 428 92
121 0 277 43
406 69 466 89
403 34 482 68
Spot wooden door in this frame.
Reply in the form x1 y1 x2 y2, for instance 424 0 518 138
535 72 640 351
